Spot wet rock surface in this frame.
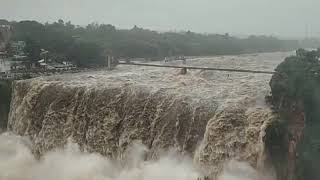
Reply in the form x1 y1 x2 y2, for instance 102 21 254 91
269 49 320 180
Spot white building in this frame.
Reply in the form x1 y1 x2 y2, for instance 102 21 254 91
0 59 11 74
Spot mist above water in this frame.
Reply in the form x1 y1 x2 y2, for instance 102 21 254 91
0 132 199 180
0 132 274 180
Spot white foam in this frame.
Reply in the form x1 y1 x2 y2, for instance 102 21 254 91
0 132 276 180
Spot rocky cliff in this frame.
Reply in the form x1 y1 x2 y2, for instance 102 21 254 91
7 52 292 178
269 49 320 180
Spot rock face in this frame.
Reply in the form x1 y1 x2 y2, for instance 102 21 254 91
269 49 320 180
8 52 292 178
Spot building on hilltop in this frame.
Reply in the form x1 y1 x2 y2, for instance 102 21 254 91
10 41 26 55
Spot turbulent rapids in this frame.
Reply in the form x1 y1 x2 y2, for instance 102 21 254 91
2 52 293 180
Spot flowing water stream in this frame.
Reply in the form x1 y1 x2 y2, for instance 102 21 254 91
1 52 294 180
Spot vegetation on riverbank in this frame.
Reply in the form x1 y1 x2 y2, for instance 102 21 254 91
1 19 300 67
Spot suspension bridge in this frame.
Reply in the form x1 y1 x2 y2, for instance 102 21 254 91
117 61 276 75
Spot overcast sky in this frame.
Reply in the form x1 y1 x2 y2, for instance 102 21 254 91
1 0 319 37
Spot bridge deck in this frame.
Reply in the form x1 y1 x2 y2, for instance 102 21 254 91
118 62 276 74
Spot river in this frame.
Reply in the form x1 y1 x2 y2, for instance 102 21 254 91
2 52 295 180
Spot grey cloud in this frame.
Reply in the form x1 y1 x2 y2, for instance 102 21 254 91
1 0 320 37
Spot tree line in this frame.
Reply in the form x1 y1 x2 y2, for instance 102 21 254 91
0 19 300 67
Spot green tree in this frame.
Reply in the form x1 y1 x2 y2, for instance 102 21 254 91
24 38 41 62
5 42 14 56
67 42 105 67
4 19 303 66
